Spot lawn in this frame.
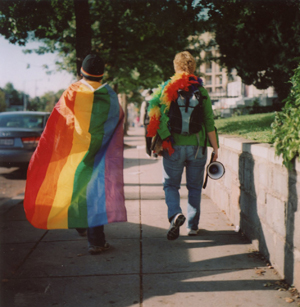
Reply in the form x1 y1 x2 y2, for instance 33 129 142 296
214 112 275 144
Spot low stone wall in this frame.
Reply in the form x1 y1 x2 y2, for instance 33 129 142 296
203 135 300 291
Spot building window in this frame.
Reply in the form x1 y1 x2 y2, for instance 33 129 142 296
205 76 212 85
216 87 224 94
206 62 212 73
216 65 222 73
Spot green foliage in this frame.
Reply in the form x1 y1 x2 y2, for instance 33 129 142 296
39 90 63 112
27 96 45 111
252 98 260 108
0 0 74 46
1 82 64 112
272 63 300 168
27 89 64 112
200 0 300 102
215 113 275 143
0 0 205 95
3 83 23 106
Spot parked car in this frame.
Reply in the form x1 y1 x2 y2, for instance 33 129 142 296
0 111 50 168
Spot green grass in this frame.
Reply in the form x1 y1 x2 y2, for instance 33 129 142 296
214 113 275 144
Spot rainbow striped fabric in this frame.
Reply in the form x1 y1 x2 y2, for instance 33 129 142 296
24 80 127 229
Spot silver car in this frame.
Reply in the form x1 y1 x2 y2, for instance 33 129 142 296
0 111 50 168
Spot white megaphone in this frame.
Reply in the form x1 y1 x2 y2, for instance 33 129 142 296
203 152 225 189
207 161 225 180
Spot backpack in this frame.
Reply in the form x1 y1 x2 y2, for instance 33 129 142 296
168 87 206 135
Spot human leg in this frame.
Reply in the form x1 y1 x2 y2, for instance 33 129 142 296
76 228 87 236
145 126 152 156
162 146 185 221
185 146 207 232
163 146 186 240
87 225 109 254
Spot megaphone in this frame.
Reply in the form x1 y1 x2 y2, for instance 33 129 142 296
207 161 225 180
203 152 225 189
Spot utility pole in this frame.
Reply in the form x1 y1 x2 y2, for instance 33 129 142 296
23 80 27 111
23 93 27 111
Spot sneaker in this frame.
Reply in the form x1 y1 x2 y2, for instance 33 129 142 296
187 229 199 236
88 242 110 255
167 213 186 240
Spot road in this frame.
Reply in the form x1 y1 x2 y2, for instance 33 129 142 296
0 167 27 206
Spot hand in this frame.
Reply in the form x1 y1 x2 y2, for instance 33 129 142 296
207 130 219 162
212 148 218 162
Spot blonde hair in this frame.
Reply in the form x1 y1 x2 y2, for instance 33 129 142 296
173 51 196 74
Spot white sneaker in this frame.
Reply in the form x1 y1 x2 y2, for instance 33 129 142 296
187 229 199 236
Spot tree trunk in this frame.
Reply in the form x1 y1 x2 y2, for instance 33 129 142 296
114 84 129 136
73 0 92 78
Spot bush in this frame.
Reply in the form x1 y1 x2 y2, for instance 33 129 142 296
272 63 300 168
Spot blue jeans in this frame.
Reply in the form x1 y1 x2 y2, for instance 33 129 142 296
163 145 207 230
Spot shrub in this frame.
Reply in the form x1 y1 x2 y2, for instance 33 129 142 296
272 63 300 168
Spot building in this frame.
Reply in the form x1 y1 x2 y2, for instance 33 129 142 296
198 32 277 117
198 32 227 104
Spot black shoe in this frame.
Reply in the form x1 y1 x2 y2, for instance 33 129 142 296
88 242 110 255
167 213 186 240
76 228 87 237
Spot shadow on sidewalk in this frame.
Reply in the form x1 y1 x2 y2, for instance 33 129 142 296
0 218 286 307
1 184 294 307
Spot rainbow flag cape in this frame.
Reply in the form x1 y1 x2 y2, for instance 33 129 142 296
24 80 127 229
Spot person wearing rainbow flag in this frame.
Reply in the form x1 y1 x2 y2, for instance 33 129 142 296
147 51 218 240
24 54 127 254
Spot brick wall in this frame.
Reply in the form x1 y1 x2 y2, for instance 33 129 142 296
203 135 300 290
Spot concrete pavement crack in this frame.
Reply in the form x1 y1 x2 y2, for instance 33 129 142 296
11 230 49 277
138 150 144 307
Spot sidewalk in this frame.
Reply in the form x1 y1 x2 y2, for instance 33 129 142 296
1 127 299 307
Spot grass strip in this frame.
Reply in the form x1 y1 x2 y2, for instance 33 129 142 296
215 113 275 144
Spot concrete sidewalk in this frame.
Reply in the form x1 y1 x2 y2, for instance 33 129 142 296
1 127 299 307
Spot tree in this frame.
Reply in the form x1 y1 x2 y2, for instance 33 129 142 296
0 0 205 133
199 0 300 102
272 63 300 168
27 96 45 111
3 83 23 107
0 0 204 89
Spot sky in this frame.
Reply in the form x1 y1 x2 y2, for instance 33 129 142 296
0 36 76 98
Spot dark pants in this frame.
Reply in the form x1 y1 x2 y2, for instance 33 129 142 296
76 226 106 247
145 125 152 156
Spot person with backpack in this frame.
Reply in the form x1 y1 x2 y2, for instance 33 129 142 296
147 51 218 240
